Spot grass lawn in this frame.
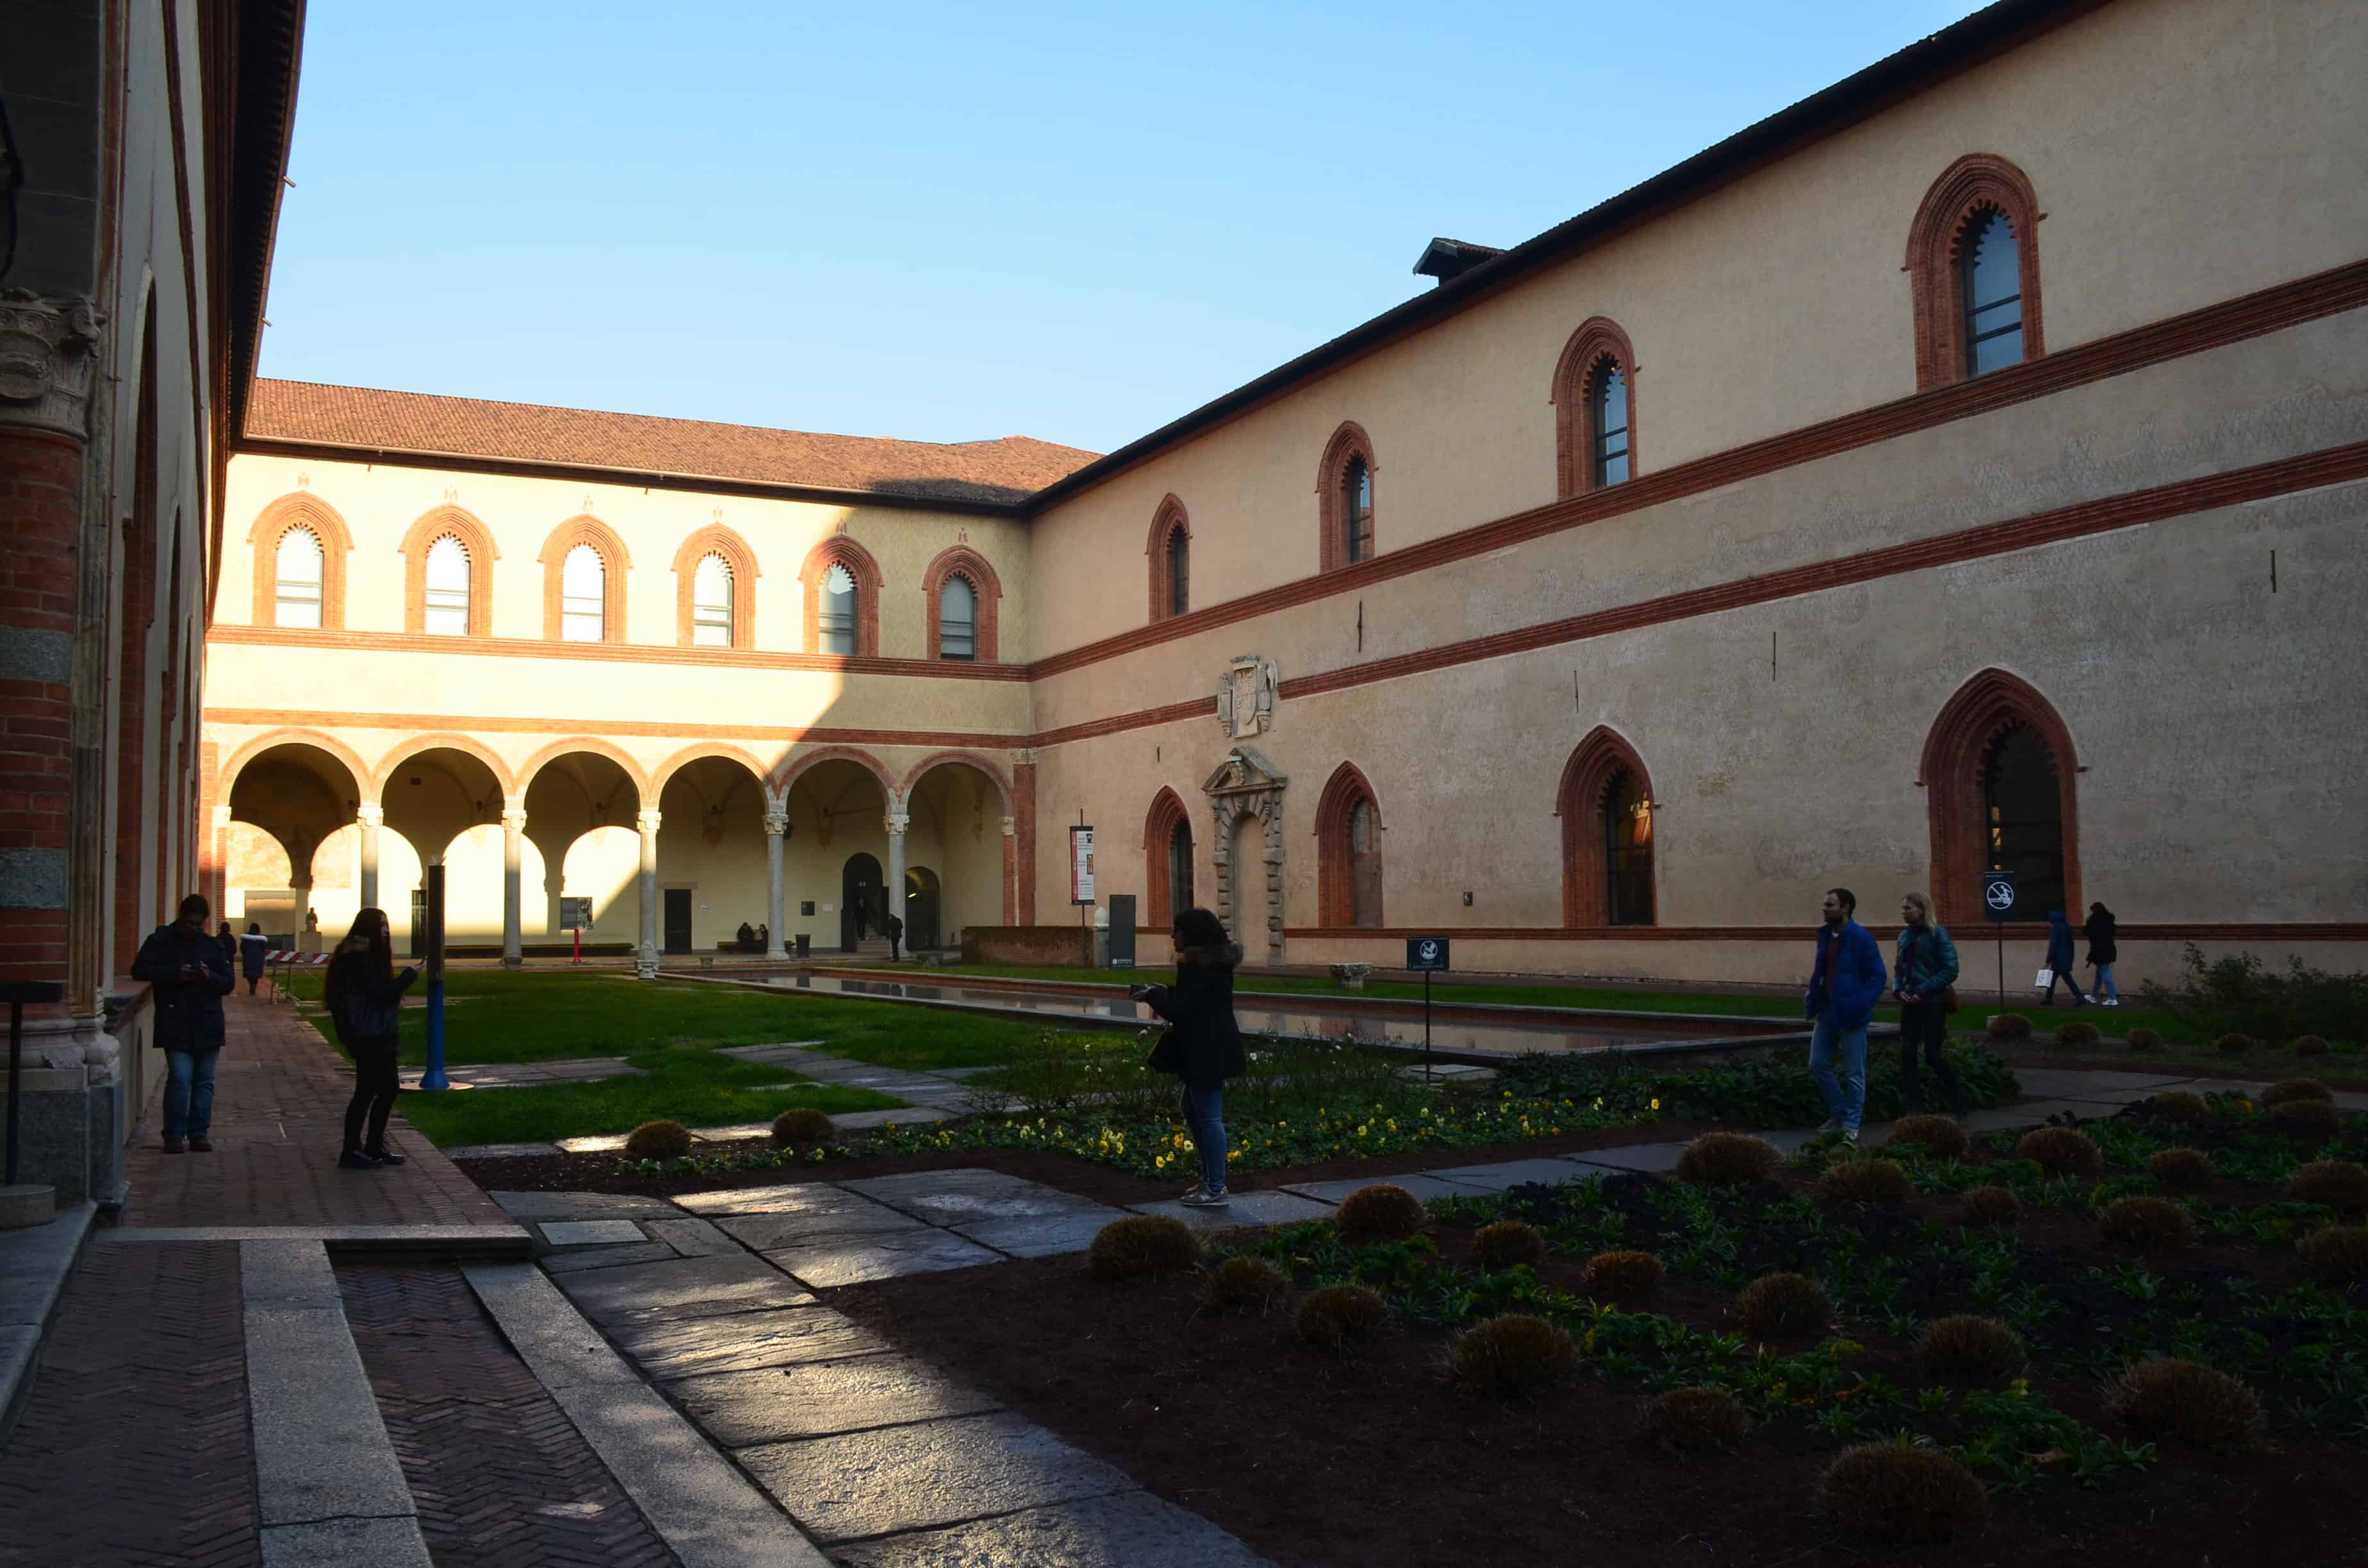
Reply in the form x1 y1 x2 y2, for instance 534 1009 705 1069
395 1048 901 1147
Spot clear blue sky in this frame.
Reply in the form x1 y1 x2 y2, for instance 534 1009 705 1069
259 1 1989 455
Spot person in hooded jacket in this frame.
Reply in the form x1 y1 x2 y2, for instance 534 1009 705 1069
240 921 269 994
2084 902 2120 1006
2043 909 2091 1008
131 894 236 1153
322 907 419 1169
1132 906 1246 1207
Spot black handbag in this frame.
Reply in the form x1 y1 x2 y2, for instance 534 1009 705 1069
1146 1029 1183 1075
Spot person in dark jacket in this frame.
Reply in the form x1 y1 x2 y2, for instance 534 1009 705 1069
883 911 905 962
2084 902 2120 1007
1893 892 1970 1117
1133 907 1246 1207
2042 909 2091 1007
1804 888 1887 1142
131 894 236 1153
322 907 419 1170
240 922 269 995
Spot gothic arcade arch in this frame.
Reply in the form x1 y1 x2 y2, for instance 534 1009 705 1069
1556 726 1656 927
1921 667 2081 926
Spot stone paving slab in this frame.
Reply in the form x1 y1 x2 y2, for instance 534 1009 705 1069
1127 1191 1336 1230
858 1173 1112 1228
739 1410 1137 1543
718 1204 927 1250
244 1300 420 1529
541 1218 648 1245
834 1106 957 1129
489 1189 682 1221
538 1241 682 1274
668 1353 999 1446
948 1210 1125 1259
762 1227 1007 1288
1561 1142 1688 1174
261 1515 435 1567
673 1181 876 1216
614 1305 892 1379
2010 1068 2196 1100
1426 1157 1604 1192
443 1141 561 1161
555 1132 634 1154
554 1253 816 1327
1278 1173 1482 1205
645 1216 741 1258
716 1041 829 1061
832 1487 1278 1568
1 1200 97 1421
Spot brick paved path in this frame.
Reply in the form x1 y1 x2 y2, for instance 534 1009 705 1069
126 992 506 1228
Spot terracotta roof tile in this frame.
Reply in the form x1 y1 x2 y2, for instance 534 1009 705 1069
245 379 1099 504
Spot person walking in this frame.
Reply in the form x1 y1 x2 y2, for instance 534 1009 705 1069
2084 902 2120 1006
1893 892 1971 1118
1131 907 1246 1206
217 918 238 962
323 907 419 1170
1805 887 1887 1143
131 895 236 1153
883 910 905 962
2042 908 2091 1007
239 921 269 995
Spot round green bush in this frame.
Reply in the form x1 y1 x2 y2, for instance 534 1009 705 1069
1816 1159 1912 1205
2099 1195 2196 1254
2147 1148 2215 1193
2150 1090 2208 1123
1915 1315 2026 1383
1449 1312 1577 1395
2271 1097 2340 1139
2055 1020 2100 1047
1987 1013 2034 1041
623 1120 693 1161
2016 1126 2103 1179
2293 1034 2331 1058
1815 1444 1989 1545
1736 1271 1830 1338
2108 1359 2265 1453
1673 1132 1783 1187
2296 1225 2368 1284
1333 1183 1427 1243
1581 1250 1665 1297
1636 1387 1750 1456
2216 1031 2255 1056
770 1106 837 1147
2288 1160 2368 1215
2126 1026 2164 1052
2260 1077 2335 1107
1295 1283 1386 1350
1960 1185 2022 1227
1470 1220 1547 1272
1202 1254 1287 1311
1087 1215 1201 1281
1886 1114 1969 1159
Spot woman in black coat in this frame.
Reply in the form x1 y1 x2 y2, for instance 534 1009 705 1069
240 921 269 994
322 907 418 1170
2084 902 2121 1008
1133 906 1245 1207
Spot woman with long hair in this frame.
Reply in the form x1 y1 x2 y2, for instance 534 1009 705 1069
1130 906 1245 1207
2084 901 2121 1006
322 907 418 1169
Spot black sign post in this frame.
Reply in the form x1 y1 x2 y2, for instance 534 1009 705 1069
1405 938 1451 1084
1982 869 2018 1013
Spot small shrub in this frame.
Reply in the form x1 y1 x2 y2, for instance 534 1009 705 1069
2108 1359 2266 1453
1916 1316 2026 1383
1674 1132 1783 1187
2216 1031 2255 1056
623 1120 693 1161
1582 1250 1665 1297
2260 1077 2335 1107
1960 1185 2022 1227
769 1106 837 1147
1736 1271 1830 1338
2296 1225 2368 1284
1815 1444 1989 1545
1636 1387 1751 1456
2126 1026 2164 1052
2288 1160 2368 1214
1818 1159 1912 1204
1333 1183 1427 1243
2016 1126 2103 1179
1296 1283 1386 1350
2271 1097 2340 1139
1471 1220 1547 1272
2294 1033 2331 1057
1886 1114 1969 1159
1988 1013 2033 1041
1087 1215 1201 1281
2150 1090 2208 1123
2055 1020 2101 1047
1449 1312 1577 1395
2147 1148 2215 1192
1201 1255 1287 1312
2099 1195 2197 1254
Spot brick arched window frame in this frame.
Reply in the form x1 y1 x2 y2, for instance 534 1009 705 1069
538 515 632 643
1921 667 2080 927
1315 422 1379 573
1905 154 2046 391
1549 316 1639 500
1144 787 1194 926
670 524 759 648
248 493 353 629
1556 725 1656 926
1313 761 1385 927
798 535 883 658
399 506 498 638
1146 494 1190 623
921 545 1002 662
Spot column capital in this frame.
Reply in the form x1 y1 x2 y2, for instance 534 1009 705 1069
355 803 385 828
636 806 664 832
0 294 103 437
500 806 529 831
211 804 233 830
763 810 789 836
885 812 910 836
1000 815 1017 837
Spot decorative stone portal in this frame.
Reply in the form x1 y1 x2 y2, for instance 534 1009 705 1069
1201 747 1288 963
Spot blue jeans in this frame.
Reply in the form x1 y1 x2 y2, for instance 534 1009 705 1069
2093 963 2117 1002
1181 1085 1227 1193
1809 1015 1868 1131
164 1049 219 1140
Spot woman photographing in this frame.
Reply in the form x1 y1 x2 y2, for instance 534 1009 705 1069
1130 907 1245 1208
322 907 418 1170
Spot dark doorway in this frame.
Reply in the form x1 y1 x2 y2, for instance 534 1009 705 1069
663 888 693 954
1167 817 1194 922
905 865 942 952
1604 769 1656 926
841 853 882 951
1984 723 2066 916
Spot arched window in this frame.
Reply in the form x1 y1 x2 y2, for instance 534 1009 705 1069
938 575 977 661
1558 726 1656 927
1960 209 2024 376
1315 763 1383 927
1589 361 1630 486
1983 724 2064 915
1347 797 1381 926
274 527 324 628
1317 424 1380 573
819 563 857 655
1602 768 1654 926
691 553 734 647
1146 496 1191 623
1920 668 2080 925
1342 457 1374 565
1167 527 1189 617
1167 815 1195 922
423 536 472 636
1144 788 1194 926
561 543 606 641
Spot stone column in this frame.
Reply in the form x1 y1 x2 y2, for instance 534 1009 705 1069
884 808 909 951
210 804 233 929
356 803 383 909
636 806 662 979
500 807 527 967
999 815 1017 928
764 808 789 958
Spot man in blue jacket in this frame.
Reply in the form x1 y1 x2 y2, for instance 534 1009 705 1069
1805 887 1887 1142
130 893 236 1153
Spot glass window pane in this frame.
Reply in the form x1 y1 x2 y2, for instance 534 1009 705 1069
938 575 976 660
819 561 857 654
693 553 733 647
1961 210 2025 376
1592 362 1630 486
1167 528 1188 616
274 527 323 629
1343 458 1373 564
561 543 605 641
423 535 470 635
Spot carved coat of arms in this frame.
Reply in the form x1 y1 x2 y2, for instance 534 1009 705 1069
1215 655 1279 739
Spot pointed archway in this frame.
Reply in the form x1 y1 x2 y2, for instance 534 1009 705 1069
1921 669 2081 926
